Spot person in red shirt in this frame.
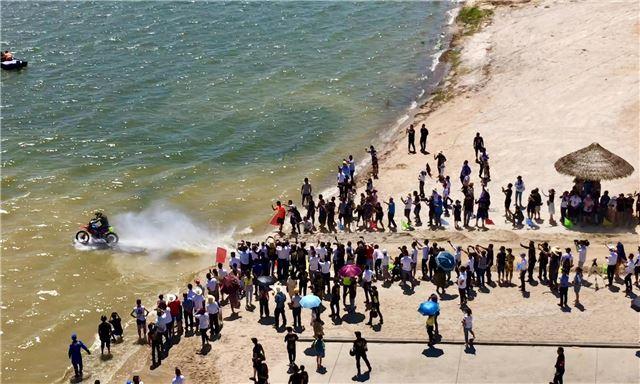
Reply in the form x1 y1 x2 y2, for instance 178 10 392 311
167 294 182 335
271 201 287 234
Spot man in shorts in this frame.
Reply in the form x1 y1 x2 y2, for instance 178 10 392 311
130 299 149 340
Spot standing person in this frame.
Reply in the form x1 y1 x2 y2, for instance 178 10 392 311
400 249 415 291
251 338 266 381
459 160 471 185
517 253 527 292
514 176 525 208
312 335 325 372
520 241 537 282
366 286 383 326
461 308 475 349
352 331 372 377
284 327 299 368
384 197 397 229
457 266 467 307
148 323 163 367
401 194 412 226
68 334 91 379
574 240 589 269
473 132 484 160
545 188 556 224
419 123 429 154
130 299 149 341
496 246 506 285
361 264 373 303
406 124 416 154
182 293 194 334
274 287 287 329
330 278 341 321
624 254 635 296
434 151 447 177
256 359 269 384
502 184 513 219
551 347 565 384
301 178 312 207
272 201 287 234
573 267 583 305
605 246 618 287
291 288 302 329
506 248 515 286
195 309 209 348
558 269 569 307
98 315 112 356
206 296 220 338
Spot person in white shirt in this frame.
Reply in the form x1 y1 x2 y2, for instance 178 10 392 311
462 307 475 348
361 265 374 302
276 242 291 280
400 251 414 290
195 309 209 348
574 240 589 269
457 266 467 306
624 254 635 296
381 250 390 282
421 240 430 278
373 245 384 279
206 295 220 337
172 368 185 384
320 258 332 296
229 252 241 271
517 254 528 292
514 176 525 207
309 253 320 279
193 287 205 312
605 247 618 286
206 273 218 298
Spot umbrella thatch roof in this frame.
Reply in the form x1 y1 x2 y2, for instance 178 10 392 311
554 142 634 181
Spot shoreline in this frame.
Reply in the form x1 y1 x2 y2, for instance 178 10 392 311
105 0 640 382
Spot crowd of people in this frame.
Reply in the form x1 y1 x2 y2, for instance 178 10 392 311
69 230 639 383
267 129 639 237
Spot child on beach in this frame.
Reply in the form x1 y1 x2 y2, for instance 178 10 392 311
462 307 475 348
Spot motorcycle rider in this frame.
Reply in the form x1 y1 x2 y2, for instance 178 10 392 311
89 212 110 238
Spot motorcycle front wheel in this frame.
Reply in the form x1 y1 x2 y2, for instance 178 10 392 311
75 231 90 244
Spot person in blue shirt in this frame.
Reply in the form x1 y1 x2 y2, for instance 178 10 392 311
384 197 396 230
558 269 570 308
68 333 91 378
459 160 471 185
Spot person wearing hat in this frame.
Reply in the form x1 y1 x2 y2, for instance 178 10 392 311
68 333 91 378
351 331 371 377
98 315 112 355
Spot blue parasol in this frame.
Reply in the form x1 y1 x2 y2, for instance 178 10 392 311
299 294 321 309
418 300 440 316
435 251 456 272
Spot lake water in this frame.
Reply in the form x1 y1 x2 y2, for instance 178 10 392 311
0 1 457 382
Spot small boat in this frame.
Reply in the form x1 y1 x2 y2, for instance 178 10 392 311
1 59 28 70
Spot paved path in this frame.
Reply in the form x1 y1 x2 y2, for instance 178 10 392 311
270 342 640 383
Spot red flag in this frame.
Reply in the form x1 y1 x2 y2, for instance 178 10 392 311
215 247 227 265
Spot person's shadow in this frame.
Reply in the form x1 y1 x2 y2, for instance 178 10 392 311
422 346 444 358
575 302 586 312
464 344 476 354
342 312 365 324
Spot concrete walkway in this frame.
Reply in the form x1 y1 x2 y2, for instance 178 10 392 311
270 342 640 383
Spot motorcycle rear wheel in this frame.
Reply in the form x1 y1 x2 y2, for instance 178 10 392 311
105 233 119 245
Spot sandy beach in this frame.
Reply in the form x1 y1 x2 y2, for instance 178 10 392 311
104 1 639 383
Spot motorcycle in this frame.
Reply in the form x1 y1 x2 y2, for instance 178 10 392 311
75 224 119 246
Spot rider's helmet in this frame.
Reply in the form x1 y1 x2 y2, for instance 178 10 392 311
94 211 103 218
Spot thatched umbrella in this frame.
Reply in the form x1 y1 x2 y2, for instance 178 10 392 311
554 142 634 181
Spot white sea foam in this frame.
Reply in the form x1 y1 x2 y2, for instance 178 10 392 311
112 203 234 258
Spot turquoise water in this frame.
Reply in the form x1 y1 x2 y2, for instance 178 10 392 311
1 1 456 382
